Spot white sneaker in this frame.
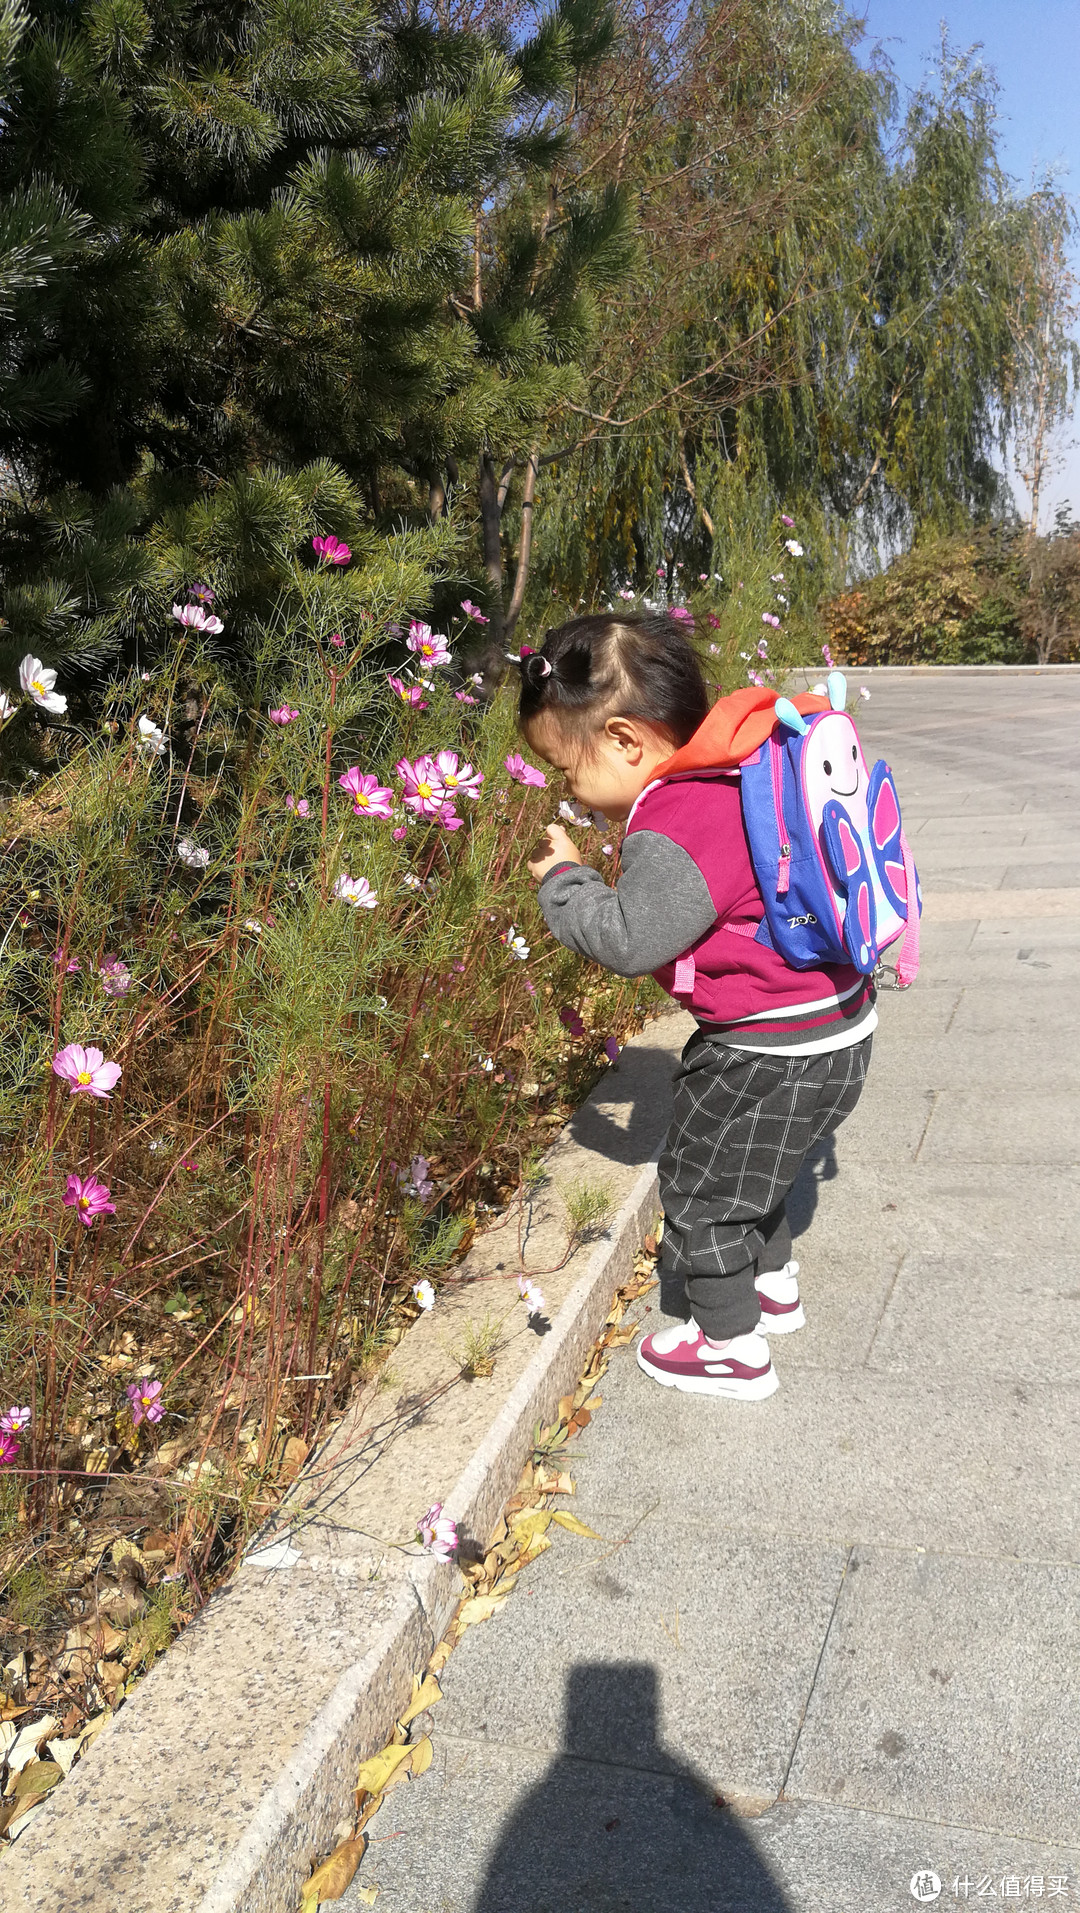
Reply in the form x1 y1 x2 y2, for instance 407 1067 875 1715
636 1320 779 1399
755 1260 805 1334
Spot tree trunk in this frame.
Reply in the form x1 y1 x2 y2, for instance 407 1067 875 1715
504 450 539 641
427 468 446 522
478 453 504 647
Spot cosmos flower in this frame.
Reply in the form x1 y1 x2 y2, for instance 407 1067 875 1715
504 753 546 788
177 838 210 868
137 714 166 757
126 1378 164 1427
268 706 299 725
52 1044 122 1099
19 655 67 714
0 1408 31 1434
517 1274 546 1318
0 692 17 722
387 675 428 709
100 956 133 997
784 540 804 557
417 1503 457 1560
668 607 694 625
460 600 489 623
412 1279 436 1310
63 1173 116 1226
433 750 483 800
312 534 351 566
500 927 530 960
406 622 451 669
172 603 224 635
332 874 378 908
338 768 394 818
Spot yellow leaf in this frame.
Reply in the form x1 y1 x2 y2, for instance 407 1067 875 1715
510 1508 552 1545
14 1760 63 1799
354 1888 380 1906
517 1534 552 1567
456 1594 506 1628
354 1741 412 1799
299 1834 367 1910
551 1511 603 1540
408 1734 434 1777
398 1673 442 1730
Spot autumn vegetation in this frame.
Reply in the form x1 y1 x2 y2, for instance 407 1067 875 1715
0 0 1076 1783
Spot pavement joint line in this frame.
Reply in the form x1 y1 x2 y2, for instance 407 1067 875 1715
912 1087 941 1158
777 1543 855 1803
860 1249 908 1367
775 1790 1080 1853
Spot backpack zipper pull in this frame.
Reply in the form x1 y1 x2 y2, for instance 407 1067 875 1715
777 843 791 896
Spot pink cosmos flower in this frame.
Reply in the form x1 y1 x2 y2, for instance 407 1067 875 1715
460 600 489 623
63 1172 116 1226
285 795 310 816
338 768 394 818
859 686 871 700
762 613 780 628
406 622 452 669
126 1378 164 1427
189 583 215 604
329 632 345 649
417 1503 457 1560
100 956 133 997
396 754 446 818
53 950 80 973
655 565 666 577
391 825 407 840
387 675 428 709
821 643 835 669
781 514 795 527
312 534 351 566
454 692 477 704
504 753 546 789
268 706 299 725
0 1435 18 1467
52 1044 122 1100
707 614 721 629
0 1408 30 1434
438 804 464 831
172 603 225 635
332 874 378 909
433 750 483 800
747 670 766 687
524 978 537 997
668 607 694 625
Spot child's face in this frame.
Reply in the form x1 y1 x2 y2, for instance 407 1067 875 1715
526 713 674 822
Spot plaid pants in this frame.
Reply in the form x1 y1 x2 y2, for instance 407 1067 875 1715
657 1032 873 1340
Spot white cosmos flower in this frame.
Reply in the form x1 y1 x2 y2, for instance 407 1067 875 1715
479 1055 494 1072
517 1274 546 1317
19 655 67 714
412 1280 436 1311
137 714 166 756
558 799 592 825
332 873 377 909
500 926 530 960
177 838 209 869
0 692 16 722
784 539 804 557
812 682 827 696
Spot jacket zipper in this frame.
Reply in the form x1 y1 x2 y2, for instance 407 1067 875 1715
770 737 791 896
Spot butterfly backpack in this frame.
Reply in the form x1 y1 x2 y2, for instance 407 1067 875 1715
736 671 921 984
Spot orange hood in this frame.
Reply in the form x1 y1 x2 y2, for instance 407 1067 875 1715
654 685 830 779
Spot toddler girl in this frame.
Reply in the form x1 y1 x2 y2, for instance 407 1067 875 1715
521 612 874 1401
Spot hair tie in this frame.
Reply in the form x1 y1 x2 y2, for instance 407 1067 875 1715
505 649 552 677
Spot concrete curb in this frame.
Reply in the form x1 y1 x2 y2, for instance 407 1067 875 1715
5 1015 690 1913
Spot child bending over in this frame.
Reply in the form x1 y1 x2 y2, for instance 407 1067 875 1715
522 612 874 1402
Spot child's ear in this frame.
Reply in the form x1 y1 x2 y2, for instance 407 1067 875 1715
606 715 645 760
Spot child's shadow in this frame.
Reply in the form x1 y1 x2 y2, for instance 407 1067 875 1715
473 1663 793 1913
786 1135 840 1242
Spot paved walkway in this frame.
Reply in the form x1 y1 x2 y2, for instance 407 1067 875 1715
341 674 1080 1913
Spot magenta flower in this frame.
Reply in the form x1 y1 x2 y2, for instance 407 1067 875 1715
387 674 428 709
391 824 407 840
433 750 483 800
396 754 447 818
338 768 394 818
172 602 224 635
460 599 489 624
312 534 351 566
417 1503 458 1560
285 795 310 816
524 978 537 997
559 1006 586 1037
0 1407 30 1434
63 1172 116 1227
126 1378 164 1427
189 582 215 605
821 642 835 669
0 1434 19 1467
52 1044 122 1099
438 803 464 831
504 753 546 789
668 607 695 625
268 705 299 725
406 622 452 669
781 514 795 527
329 632 345 649
99 956 133 997
604 1037 620 1062
52 949 80 973
454 692 477 704
762 613 780 628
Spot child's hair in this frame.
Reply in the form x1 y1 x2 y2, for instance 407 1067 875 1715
517 612 708 751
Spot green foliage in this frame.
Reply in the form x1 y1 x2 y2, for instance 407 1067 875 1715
821 526 1044 665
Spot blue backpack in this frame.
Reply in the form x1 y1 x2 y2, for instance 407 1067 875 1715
737 672 921 984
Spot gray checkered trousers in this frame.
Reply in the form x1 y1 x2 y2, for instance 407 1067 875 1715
657 1031 873 1341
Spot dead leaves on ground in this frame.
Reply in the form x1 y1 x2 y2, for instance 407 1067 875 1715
297 1242 658 1908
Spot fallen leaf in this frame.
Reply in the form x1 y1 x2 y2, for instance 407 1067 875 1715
279 1436 309 1484
604 1323 639 1348
426 1640 452 1676
354 1742 412 1800
13 1761 62 1801
557 1394 574 1422
551 1511 604 1540
455 1594 506 1629
77 1712 111 1753
299 1833 367 1909
517 1534 551 1567
6 1716 58 1774
45 1737 83 1776
0 1700 27 1723
398 1674 441 1730
408 1734 434 1777
643 1233 658 1255
354 1887 380 1906
510 1508 552 1546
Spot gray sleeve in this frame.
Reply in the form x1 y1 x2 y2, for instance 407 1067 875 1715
536 830 717 975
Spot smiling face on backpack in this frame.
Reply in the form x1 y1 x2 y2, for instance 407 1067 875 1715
801 713 870 832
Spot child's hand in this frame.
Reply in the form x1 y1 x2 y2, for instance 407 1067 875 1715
527 822 583 883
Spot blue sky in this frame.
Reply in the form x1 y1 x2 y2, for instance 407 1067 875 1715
854 0 1080 525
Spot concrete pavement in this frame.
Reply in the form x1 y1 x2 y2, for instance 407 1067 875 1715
340 673 1080 1913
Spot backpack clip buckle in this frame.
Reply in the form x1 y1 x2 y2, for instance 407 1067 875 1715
872 960 912 992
